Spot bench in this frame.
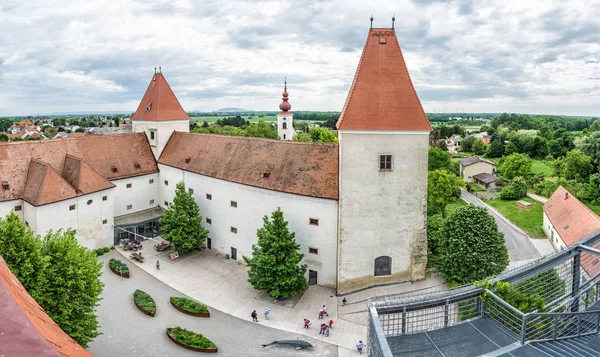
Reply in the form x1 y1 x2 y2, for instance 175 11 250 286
130 253 145 263
154 243 173 252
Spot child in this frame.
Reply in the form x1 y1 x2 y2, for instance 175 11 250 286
319 323 327 334
303 319 311 329
328 319 334 329
318 309 324 319
325 326 330 337
357 341 365 355
264 307 270 320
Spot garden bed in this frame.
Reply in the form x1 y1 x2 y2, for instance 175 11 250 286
166 327 217 353
170 297 210 317
133 289 156 317
108 258 130 278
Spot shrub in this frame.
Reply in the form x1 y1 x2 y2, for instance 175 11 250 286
108 258 129 275
167 327 216 349
110 246 116 250
170 297 209 314
500 186 520 200
103 247 110 253
134 289 156 315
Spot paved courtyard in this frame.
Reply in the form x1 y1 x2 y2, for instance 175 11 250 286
88 252 338 357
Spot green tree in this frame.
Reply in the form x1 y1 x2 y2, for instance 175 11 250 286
0 133 8 142
428 147 453 171
114 117 120 127
461 136 476 151
585 173 600 204
243 208 308 299
428 170 464 218
438 205 509 284
427 214 445 267
159 182 208 253
472 139 486 155
293 132 312 142
504 141 518 155
438 139 448 152
498 153 532 180
551 149 593 183
579 131 600 169
36 230 103 348
487 140 504 158
309 126 338 143
244 121 278 139
0 212 47 298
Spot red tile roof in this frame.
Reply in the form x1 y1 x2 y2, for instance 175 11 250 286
159 132 339 200
543 186 600 247
131 73 190 122
63 155 115 195
336 29 432 132
0 256 93 357
0 133 157 203
22 160 78 206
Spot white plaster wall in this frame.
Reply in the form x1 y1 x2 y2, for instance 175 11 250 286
34 198 78 238
159 164 339 287
0 199 24 220
277 113 294 140
461 162 496 183
132 120 189 159
338 131 429 294
23 201 37 231
75 189 114 249
112 173 159 217
543 212 564 250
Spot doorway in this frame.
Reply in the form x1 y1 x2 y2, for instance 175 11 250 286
309 270 318 285
207 238 211 250
231 247 237 260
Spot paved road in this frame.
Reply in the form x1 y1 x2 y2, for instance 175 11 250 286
460 190 540 265
87 252 338 357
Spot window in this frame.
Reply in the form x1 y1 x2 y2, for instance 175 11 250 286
282 122 287 129
230 227 237 234
102 196 108 201
1 181 8 190
102 219 108 224
206 193 212 200
374 256 392 276
150 131 155 140
14 205 22 211
87 199 93 205
283 134 286 139
185 157 191 163
309 247 318 255
230 201 237 208
134 162 141 169
146 103 152 112
149 199 155 205
189 188 194 194
111 166 118 173
309 218 319 226
164 180 168 186
149 179 154 184
164 201 169 207
69 205 76 211
263 170 271 179
25 221 29 227
206 218 212 224
126 183 132 188
379 155 392 171
127 205 132 210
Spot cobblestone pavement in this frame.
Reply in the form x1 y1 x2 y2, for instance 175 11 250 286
87 252 338 357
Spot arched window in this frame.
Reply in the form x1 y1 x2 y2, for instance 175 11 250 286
282 122 287 129
374 256 392 276
283 134 286 139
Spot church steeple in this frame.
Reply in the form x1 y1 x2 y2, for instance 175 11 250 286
277 79 294 140
279 79 291 112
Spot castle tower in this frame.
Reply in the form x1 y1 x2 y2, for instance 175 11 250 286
131 70 190 159
336 27 432 294
276 81 294 140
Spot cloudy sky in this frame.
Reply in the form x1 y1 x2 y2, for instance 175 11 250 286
0 0 599 116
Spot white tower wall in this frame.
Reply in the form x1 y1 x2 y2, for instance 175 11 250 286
277 112 295 140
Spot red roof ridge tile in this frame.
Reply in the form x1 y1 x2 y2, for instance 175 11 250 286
23 159 78 206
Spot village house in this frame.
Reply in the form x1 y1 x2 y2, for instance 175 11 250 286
459 156 497 184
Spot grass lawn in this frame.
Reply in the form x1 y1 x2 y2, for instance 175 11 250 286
468 184 486 192
531 159 553 177
584 202 600 216
446 199 468 216
191 115 277 123
485 197 545 238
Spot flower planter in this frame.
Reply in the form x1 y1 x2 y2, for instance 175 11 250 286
166 328 217 353
109 264 130 278
170 298 210 318
133 290 156 317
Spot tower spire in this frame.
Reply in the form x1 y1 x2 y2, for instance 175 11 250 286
370 15 373 29
392 15 395 29
279 78 291 112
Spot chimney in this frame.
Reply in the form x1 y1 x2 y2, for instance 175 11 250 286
565 192 569 199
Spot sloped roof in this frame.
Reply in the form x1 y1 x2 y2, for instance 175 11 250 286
63 155 115 195
543 186 600 247
131 73 190 122
472 172 499 184
336 28 432 132
0 133 157 203
0 256 93 357
159 132 339 200
22 160 78 206
459 156 496 167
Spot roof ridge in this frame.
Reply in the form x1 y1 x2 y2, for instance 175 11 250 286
557 186 600 223
0 132 145 147
179 131 338 146
29 159 48 205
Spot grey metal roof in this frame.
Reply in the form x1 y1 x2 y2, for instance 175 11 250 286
459 156 496 167
473 172 500 184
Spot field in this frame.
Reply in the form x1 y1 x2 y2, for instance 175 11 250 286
191 115 277 123
486 157 553 177
485 197 544 238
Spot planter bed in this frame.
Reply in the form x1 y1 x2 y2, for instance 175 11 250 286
166 327 217 353
170 297 210 317
133 289 156 317
108 258 130 278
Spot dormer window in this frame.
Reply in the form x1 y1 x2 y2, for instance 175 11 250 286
185 157 191 163
263 170 271 179
146 103 152 112
111 166 118 173
1 181 8 190
134 162 141 169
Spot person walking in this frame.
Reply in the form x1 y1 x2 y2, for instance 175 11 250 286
322 304 328 316
156 260 160 270
303 319 311 329
324 325 330 337
328 319 334 329
318 309 324 319
319 323 327 334
251 310 258 322
264 307 270 320
342 297 347 306
356 341 365 355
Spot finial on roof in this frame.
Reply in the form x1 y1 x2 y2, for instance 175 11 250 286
159 66 162 73
284 76 287 91
279 79 291 112
154 67 157 73
370 15 373 29
392 15 395 29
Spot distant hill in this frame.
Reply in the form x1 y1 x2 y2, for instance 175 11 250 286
216 108 248 113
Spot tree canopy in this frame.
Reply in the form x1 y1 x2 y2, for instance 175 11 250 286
498 153 532 180
160 182 208 253
472 139 486 155
428 147 453 171
427 170 464 218
551 149 593 183
579 131 600 169
243 208 308 299
461 136 476 152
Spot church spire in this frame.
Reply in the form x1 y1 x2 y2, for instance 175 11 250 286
279 78 291 112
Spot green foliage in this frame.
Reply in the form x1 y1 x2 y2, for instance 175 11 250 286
428 147 453 171
487 140 504 158
472 139 486 155
37 230 104 348
215 116 249 127
243 121 279 139
504 141 518 155
309 126 338 142
160 182 208 253
477 280 546 314
551 149 593 183
293 132 312 142
167 327 216 349
171 297 209 314
585 173 600 204
427 170 464 218
0 133 8 142
500 186 520 200
426 214 445 268
134 289 156 315
109 258 130 275
438 205 509 285
513 269 565 304
94 246 111 256
192 120 278 139
501 176 527 199
498 153 532 180
243 208 308 299
579 131 600 169
461 136 476 151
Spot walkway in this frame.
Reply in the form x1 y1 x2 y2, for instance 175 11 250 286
115 244 445 354
88 252 338 357
526 192 548 204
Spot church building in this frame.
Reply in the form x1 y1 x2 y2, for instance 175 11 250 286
0 27 430 294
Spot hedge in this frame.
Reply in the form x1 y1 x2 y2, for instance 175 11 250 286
133 289 156 317
166 327 216 351
108 258 130 276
